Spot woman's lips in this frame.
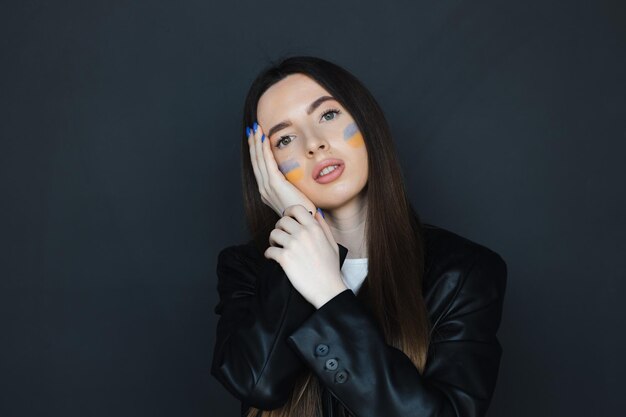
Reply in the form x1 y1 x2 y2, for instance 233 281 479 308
314 163 345 184
312 158 345 179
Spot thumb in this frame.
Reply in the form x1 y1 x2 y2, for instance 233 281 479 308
315 208 336 247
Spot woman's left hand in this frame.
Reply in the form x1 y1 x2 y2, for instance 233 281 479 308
264 204 348 309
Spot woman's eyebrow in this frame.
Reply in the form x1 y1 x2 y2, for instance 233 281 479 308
267 95 336 139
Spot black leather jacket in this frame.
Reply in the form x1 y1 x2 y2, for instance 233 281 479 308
211 223 507 417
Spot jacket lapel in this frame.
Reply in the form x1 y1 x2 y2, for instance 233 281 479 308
338 243 348 268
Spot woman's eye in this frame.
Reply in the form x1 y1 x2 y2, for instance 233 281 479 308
321 109 341 122
276 136 293 149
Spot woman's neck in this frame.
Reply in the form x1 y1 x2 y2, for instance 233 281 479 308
325 193 368 259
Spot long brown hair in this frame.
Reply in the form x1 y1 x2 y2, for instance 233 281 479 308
240 56 430 417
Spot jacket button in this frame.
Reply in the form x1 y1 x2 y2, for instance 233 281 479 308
335 370 349 383
315 344 329 357
325 358 338 371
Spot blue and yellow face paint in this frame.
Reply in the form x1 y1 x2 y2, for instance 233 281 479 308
343 122 365 148
278 158 304 183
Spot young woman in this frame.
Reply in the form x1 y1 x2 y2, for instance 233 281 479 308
211 56 507 417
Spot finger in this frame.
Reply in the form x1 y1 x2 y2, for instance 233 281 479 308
283 204 316 227
269 228 290 248
253 122 270 191
282 207 313 217
247 125 264 189
264 245 281 261
316 208 337 248
259 125 284 180
275 215 300 235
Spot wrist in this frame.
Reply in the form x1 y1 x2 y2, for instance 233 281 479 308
313 281 349 310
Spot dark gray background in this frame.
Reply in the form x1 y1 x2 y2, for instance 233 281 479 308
1 0 624 416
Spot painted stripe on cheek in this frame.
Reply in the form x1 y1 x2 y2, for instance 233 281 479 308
278 159 304 182
343 122 365 148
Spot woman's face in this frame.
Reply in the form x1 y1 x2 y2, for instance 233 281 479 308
256 73 369 210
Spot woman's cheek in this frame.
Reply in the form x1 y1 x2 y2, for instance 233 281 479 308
343 122 365 148
278 158 304 183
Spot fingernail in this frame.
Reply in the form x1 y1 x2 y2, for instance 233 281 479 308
261 134 265 143
253 122 258 133
317 207 325 219
246 126 251 137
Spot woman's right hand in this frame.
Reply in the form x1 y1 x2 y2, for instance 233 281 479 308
247 121 317 217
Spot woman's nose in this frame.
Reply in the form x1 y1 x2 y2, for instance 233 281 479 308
306 136 328 155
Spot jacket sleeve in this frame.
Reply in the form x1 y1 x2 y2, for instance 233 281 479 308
210 244 317 410
285 248 508 417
